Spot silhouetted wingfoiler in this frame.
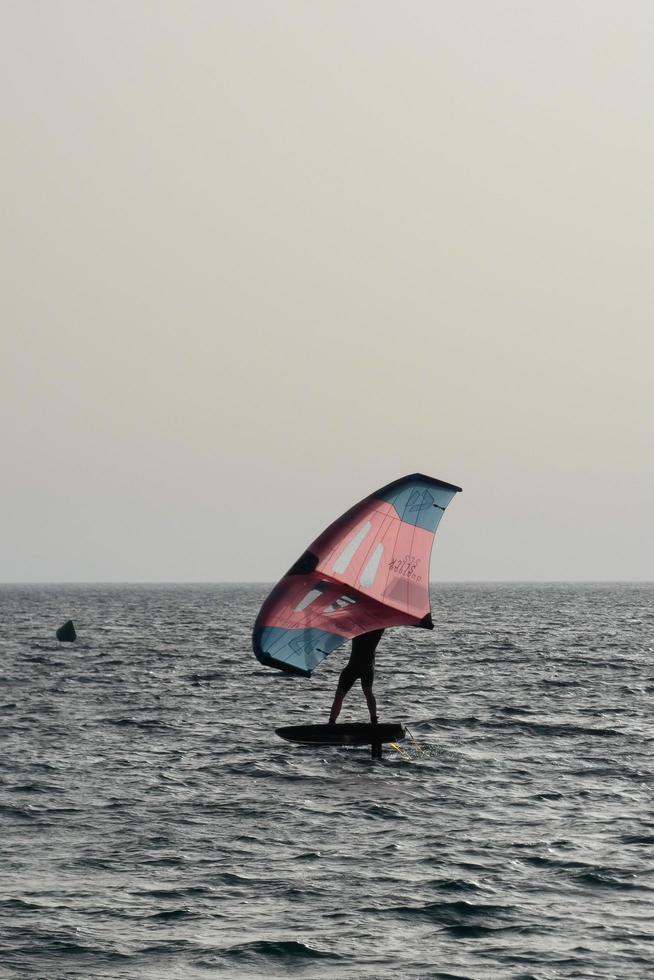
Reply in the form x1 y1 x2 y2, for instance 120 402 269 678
254 473 462 759
56 620 76 642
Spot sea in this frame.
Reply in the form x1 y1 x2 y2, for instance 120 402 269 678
1 583 652 980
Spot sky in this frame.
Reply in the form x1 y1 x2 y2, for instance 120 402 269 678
1 1 652 582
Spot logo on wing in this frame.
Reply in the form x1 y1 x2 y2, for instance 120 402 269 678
388 554 422 581
406 489 434 513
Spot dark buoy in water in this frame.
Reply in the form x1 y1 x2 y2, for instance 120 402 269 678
56 620 76 642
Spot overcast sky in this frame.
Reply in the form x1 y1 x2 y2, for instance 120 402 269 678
1 1 652 582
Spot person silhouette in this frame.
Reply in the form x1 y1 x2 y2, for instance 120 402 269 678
328 628 384 724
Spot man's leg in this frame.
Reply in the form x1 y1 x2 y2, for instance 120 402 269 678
362 683 377 724
329 661 356 723
328 687 346 724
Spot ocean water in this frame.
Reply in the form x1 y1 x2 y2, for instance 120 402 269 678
1 583 652 980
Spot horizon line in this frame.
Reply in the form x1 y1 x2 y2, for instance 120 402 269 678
1 579 652 586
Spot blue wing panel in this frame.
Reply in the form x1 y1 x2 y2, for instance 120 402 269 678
378 475 461 532
253 626 347 676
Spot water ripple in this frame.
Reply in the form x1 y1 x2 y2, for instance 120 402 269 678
1 582 652 979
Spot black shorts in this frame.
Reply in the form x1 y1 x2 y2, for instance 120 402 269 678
336 629 383 692
337 656 374 693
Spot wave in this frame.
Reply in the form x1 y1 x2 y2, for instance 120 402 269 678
218 939 343 961
130 885 213 899
574 870 652 891
426 878 496 894
0 898 43 912
360 899 532 939
0 804 39 820
4 782 62 795
520 855 651 891
493 718 623 738
145 907 199 920
99 717 178 730
620 833 654 845
3 934 132 962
